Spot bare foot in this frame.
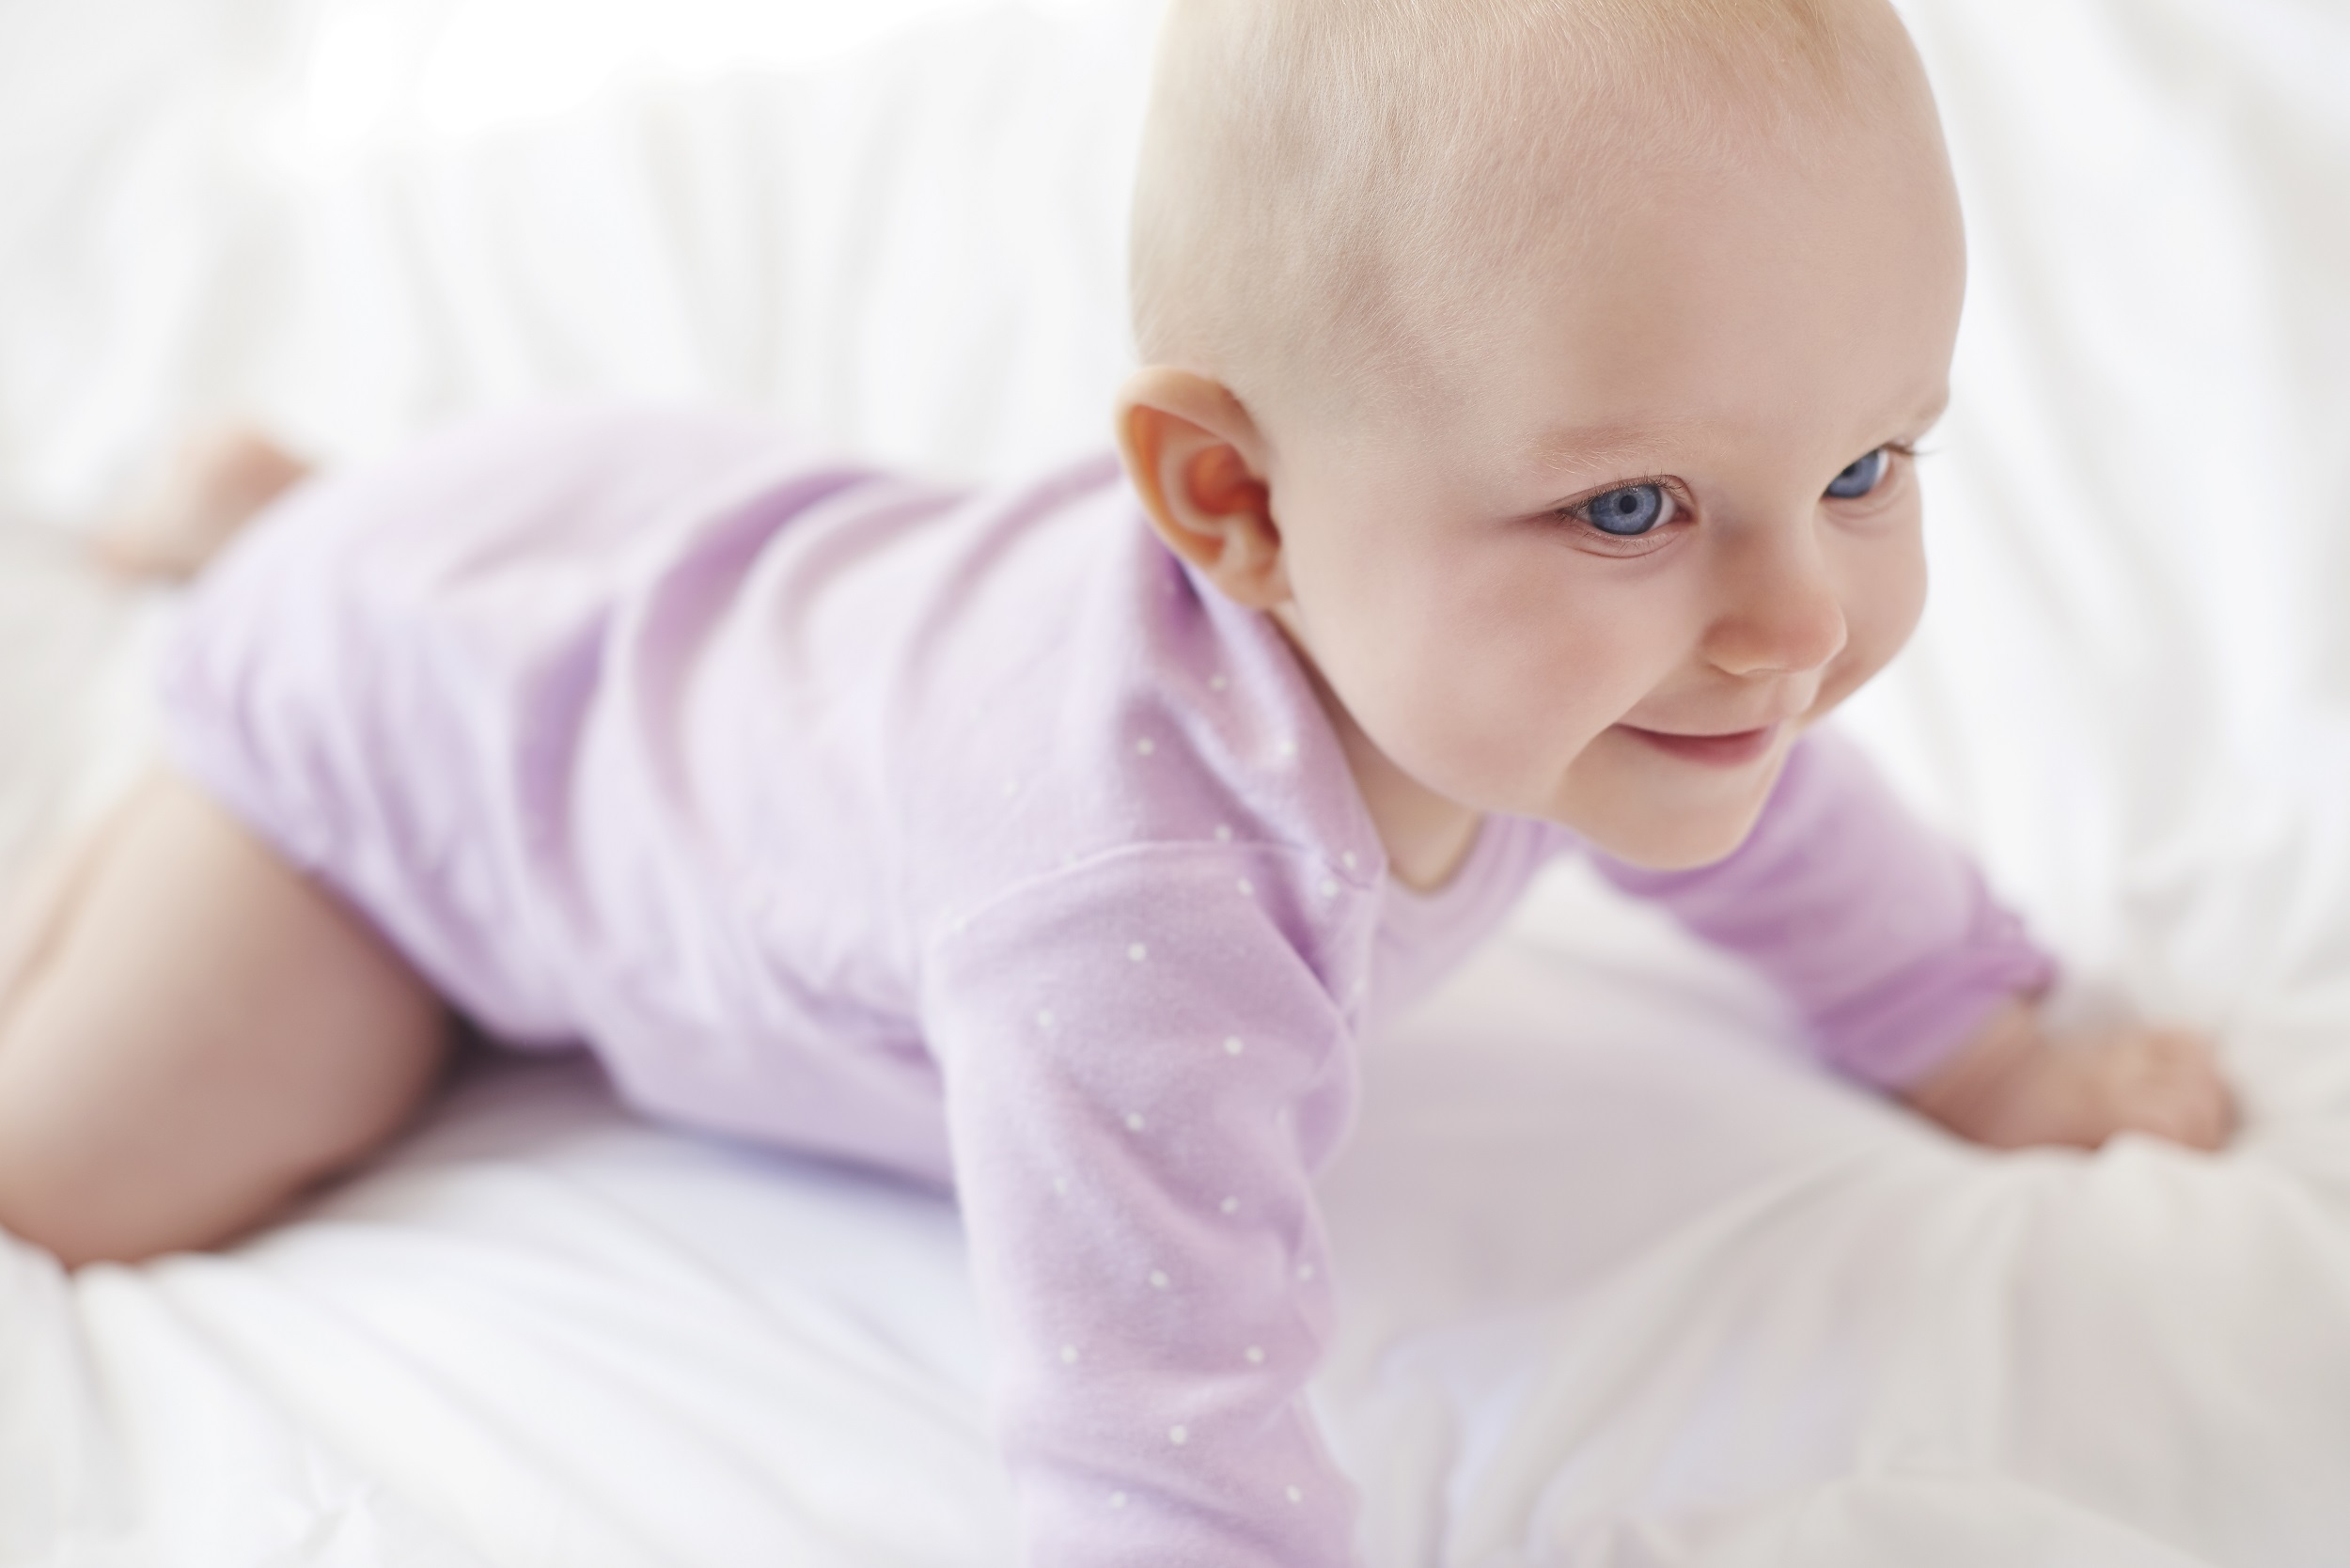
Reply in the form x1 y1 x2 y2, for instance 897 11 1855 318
92 425 311 582
1901 998 2237 1152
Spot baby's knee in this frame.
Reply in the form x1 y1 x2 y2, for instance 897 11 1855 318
0 1134 175 1268
0 1066 400 1269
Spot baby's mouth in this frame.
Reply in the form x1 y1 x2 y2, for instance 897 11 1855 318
1614 722 1782 768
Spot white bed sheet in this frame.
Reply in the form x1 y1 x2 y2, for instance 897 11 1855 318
5 1 2350 1562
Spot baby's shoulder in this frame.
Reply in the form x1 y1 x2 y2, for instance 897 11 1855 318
882 490 1386 945
918 837 1386 1046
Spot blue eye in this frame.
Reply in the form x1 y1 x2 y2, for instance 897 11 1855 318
1825 448 1890 499
1585 483 1670 537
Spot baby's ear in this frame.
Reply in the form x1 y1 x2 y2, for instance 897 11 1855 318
1114 368 1289 611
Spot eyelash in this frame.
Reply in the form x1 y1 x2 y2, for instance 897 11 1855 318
1552 443 1923 548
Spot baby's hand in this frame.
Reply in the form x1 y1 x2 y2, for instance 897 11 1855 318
1899 999 2236 1153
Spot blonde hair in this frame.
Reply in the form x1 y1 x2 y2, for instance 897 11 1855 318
1130 0 1914 418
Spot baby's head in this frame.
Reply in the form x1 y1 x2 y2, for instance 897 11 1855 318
1116 0 1965 873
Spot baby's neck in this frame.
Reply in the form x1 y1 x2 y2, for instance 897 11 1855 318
1277 618 1484 893
1343 739 1484 892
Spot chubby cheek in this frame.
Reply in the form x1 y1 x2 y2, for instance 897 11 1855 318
1557 510 1932 870
1308 527 1685 811
1814 510 1930 717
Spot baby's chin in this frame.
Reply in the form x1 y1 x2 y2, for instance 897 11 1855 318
1545 724 1796 870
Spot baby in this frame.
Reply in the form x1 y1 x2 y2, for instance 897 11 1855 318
0 0 2235 1560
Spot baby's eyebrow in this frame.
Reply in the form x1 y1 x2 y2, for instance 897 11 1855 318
1521 418 1705 478
1525 386 1952 478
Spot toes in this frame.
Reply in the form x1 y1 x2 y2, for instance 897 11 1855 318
93 426 310 583
88 520 215 583
87 526 197 580
189 428 308 510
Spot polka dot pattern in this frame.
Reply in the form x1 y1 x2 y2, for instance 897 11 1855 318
925 825 1395 1561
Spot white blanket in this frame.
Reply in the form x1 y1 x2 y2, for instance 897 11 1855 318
5 1 2349 1562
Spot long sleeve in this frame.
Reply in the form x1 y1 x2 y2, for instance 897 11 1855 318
1591 728 2057 1090
919 844 1373 1566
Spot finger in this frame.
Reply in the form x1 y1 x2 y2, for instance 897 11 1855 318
2154 1080 2233 1152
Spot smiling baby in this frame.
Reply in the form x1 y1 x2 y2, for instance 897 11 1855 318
0 0 2232 1561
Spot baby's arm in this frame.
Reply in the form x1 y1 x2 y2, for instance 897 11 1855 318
922 848 1369 1565
1593 728 2236 1152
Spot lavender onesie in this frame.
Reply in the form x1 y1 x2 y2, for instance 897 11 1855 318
161 403 2052 1566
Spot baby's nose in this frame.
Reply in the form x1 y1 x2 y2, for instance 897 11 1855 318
1701 533 1848 679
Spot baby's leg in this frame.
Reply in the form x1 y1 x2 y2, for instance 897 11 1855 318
94 426 312 581
0 774 448 1266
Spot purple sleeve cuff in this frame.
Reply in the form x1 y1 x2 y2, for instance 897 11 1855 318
1592 729 2058 1090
